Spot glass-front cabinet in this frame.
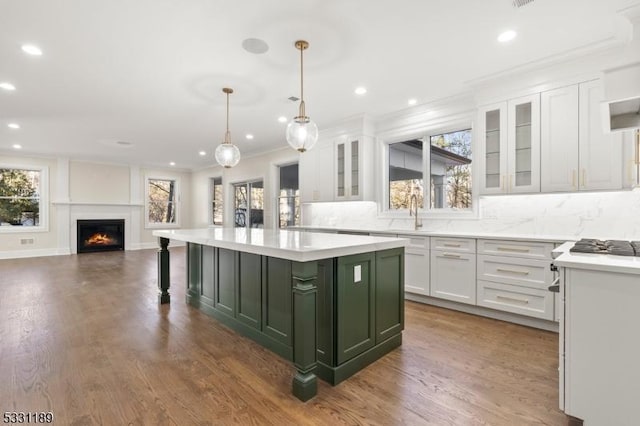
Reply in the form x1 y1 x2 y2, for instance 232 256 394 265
335 138 361 200
478 93 540 194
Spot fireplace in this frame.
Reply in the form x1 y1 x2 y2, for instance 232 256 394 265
77 219 125 253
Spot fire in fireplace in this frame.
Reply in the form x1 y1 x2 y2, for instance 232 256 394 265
77 219 125 253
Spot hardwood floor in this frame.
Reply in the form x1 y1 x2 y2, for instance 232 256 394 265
0 248 570 425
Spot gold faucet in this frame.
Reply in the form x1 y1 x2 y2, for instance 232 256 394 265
409 194 422 230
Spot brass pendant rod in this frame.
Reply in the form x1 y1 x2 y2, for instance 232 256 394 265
299 43 304 105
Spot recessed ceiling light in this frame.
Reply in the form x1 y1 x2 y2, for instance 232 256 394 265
12 144 22 149
408 99 417 106
278 116 287 123
8 123 20 129
354 87 367 95
169 162 176 166
497 30 517 43
0 82 16 91
198 151 206 156
21 44 43 56
246 134 254 140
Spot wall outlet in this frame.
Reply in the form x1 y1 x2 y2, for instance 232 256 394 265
20 238 34 245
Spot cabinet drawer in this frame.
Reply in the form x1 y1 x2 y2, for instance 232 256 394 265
477 239 554 259
477 280 554 320
477 255 551 290
399 235 429 250
430 237 475 253
430 251 476 305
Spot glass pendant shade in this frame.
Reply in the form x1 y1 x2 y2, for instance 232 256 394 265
215 87 240 168
286 117 318 152
215 142 240 168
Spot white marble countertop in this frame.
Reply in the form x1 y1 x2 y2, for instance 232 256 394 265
553 241 640 275
153 228 408 262
291 226 574 244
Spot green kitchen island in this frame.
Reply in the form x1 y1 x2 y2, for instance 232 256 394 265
153 228 407 401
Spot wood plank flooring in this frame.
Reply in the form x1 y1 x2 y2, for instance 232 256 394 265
0 248 570 425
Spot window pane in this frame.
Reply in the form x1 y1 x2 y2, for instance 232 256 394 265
429 129 472 209
279 164 299 228
148 179 176 223
388 140 424 210
212 177 223 225
0 169 41 227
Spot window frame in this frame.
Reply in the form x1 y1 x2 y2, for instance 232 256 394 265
145 175 181 229
209 176 223 226
380 122 479 219
0 164 49 233
276 162 300 229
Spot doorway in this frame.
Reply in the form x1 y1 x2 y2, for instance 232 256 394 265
233 180 264 228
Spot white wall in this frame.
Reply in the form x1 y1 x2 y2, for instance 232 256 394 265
69 161 130 203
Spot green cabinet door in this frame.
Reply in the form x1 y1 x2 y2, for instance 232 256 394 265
262 257 293 346
187 243 202 299
375 248 404 344
237 252 262 329
215 248 237 317
336 252 375 365
200 245 215 308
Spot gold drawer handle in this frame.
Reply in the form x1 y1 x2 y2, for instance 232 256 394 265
496 268 530 275
497 246 530 253
496 295 529 304
442 253 462 259
443 243 462 247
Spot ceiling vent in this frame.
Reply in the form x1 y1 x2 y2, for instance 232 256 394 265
288 96 300 102
512 0 535 8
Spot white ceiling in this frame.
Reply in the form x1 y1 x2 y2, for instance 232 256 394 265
0 0 638 169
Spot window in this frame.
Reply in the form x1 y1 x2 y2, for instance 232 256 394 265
211 177 223 225
278 163 300 228
429 129 472 209
233 180 263 228
387 128 472 212
0 167 45 230
146 177 179 227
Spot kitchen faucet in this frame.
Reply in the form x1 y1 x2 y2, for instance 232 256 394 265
409 194 422 230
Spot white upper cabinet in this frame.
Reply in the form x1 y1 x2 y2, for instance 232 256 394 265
578 80 622 191
541 85 580 192
335 135 375 201
478 102 508 194
299 138 335 203
478 94 540 194
507 94 541 193
540 80 622 193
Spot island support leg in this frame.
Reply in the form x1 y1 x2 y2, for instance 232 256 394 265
291 261 318 401
158 237 170 304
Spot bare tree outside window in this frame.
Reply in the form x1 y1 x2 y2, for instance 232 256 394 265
148 178 176 224
430 129 472 209
0 168 40 226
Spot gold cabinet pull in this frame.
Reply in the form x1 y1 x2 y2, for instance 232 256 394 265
496 246 530 253
496 295 529 304
496 268 530 275
443 243 461 247
442 253 462 259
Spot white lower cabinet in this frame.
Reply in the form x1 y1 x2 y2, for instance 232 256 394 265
430 239 476 305
400 235 430 296
476 239 554 320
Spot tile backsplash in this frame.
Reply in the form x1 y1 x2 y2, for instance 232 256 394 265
301 189 640 240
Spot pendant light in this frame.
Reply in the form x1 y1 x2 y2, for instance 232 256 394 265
286 40 318 152
215 87 241 168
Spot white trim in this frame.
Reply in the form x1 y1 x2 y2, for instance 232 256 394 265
0 248 64 260
144 175 181 229
0 163 49 233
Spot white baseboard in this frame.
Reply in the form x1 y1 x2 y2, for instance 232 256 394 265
0 248 65 260
405 293 559 333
